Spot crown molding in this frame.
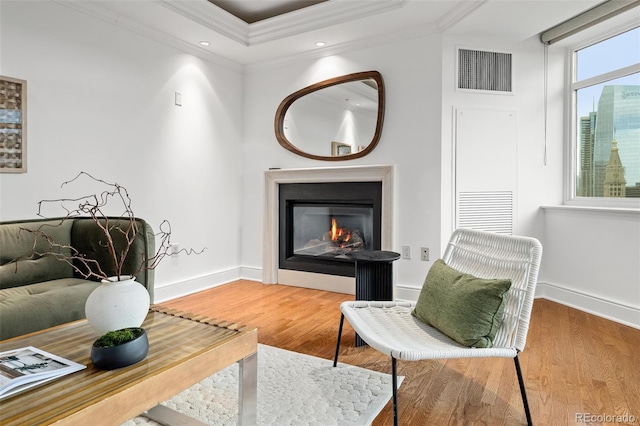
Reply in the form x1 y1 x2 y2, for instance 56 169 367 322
248 0 405 45
53 0 243 72
53 0 119 26
436 0 488 33
159 0 406 46
245 20 441 72
52 0 482 73
158 0 250 46
244 0 491 70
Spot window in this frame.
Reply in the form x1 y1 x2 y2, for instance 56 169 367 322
570 26 640 203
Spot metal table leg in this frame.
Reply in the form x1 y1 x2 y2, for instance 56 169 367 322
238 351 258 425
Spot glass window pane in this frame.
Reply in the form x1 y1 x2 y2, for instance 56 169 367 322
576 27 640 81
575 73 640 198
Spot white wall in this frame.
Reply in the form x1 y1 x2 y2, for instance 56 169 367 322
241 35 445 297
243 30 640 328
251 28 640 329
439 34 639 328
440 35 558 239
2 1 637 328
537 33 640 329
0 1 245 301
541 207 640 328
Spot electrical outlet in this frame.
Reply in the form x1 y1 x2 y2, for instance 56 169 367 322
421 247 429 261
171 244 180 256
401 245 411 259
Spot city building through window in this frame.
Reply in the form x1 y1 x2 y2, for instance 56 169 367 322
572 26 640 201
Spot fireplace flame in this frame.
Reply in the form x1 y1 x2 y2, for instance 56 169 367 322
328 217 351 243
301 216 365 255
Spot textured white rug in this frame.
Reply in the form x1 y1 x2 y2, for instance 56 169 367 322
123 344 402 426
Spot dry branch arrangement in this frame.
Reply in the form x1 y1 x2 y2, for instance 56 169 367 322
17 171 204 281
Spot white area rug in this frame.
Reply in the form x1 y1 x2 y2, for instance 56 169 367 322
123 344 403 426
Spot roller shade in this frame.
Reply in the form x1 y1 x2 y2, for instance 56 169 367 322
540 0 640 45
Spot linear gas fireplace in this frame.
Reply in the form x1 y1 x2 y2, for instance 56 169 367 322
279 182 382 277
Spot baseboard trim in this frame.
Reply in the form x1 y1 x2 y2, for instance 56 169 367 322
154 267 261 303
535 282 640 330
395 284 421 301
156 271 639 331
240 266 263 282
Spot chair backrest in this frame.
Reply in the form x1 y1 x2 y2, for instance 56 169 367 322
442 228 542 351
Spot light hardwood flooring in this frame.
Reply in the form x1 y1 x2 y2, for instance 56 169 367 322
160 280 640 425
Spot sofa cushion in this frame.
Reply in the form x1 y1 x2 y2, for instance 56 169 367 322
0 278 99 340
412 259 512 348
0 220 74 289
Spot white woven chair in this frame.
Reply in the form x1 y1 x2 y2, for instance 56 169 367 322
333 228 542 426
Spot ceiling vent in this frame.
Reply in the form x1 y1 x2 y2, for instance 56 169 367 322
457 48 512 93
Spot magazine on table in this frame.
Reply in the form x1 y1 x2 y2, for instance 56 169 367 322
0 346 86 399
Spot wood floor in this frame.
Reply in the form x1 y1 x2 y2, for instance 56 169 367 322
160 280 640 425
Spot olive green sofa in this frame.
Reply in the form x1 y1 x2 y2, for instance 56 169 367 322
0 217 155 341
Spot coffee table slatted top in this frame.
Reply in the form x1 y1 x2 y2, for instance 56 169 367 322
0 306 258 426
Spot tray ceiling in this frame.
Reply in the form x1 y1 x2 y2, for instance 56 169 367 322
207 0 328 23
55 0 608 68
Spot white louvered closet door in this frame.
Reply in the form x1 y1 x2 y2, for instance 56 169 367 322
454 107 518 234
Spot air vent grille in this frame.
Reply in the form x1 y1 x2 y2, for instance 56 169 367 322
458 49 512 92
457 191 513 234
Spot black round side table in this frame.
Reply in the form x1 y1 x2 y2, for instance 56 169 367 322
347 250 401 346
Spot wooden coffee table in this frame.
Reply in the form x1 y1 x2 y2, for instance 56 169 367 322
0 306 258 425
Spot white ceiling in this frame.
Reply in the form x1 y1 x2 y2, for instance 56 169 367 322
58 0 604 68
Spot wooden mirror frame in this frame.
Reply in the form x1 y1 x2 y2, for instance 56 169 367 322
274 71 385 161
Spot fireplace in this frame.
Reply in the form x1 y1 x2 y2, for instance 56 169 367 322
279 182 382 277
263 165 394 293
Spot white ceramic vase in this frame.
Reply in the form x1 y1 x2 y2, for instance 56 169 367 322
85 275 150 335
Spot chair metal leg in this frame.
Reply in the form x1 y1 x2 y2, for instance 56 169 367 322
333 314 345 367
391 357 398 426
514 354 533 426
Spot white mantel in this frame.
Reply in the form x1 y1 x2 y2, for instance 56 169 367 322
263 165 396 290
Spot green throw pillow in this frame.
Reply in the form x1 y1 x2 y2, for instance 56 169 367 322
412 259 512 348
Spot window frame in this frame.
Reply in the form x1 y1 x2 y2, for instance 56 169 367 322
564 21 640 209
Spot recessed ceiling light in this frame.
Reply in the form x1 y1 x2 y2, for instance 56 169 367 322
315 41 326 47
199 41 211 46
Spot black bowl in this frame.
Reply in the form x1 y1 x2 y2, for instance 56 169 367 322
91 328 149 370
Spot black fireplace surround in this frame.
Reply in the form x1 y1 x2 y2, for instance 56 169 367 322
279 182 382 277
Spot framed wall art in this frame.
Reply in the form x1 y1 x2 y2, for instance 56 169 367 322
0 76 27 173
331 141 351 156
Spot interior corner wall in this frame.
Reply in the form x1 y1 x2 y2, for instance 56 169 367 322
0 1 245 300
539 39 640 329
439 32 639 329
241 34 445 296
542 208 640 328
440 35 557 246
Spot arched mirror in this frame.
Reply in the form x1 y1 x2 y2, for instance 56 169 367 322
274 71 385 161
